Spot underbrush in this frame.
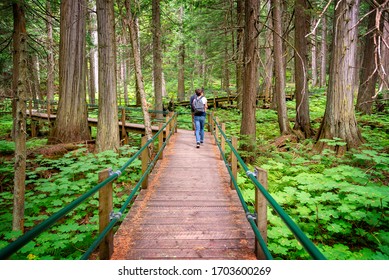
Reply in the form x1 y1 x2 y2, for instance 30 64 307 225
216 92 389 260
0 139 142 259
1 93 388 260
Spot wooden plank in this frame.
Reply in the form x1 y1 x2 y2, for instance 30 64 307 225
127 239 255 250
122 248 256 260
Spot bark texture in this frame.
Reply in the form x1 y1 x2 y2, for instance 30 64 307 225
356 2 383 114
96 0 120 152
49 0 90 144
46 1 55 102
271 0 291 135
240 0 260 160
316 0 363 153
177 7 185 102
125 0 153 141
152 0 163 118
319 16 327 87
293 0 312 138
236 0 244 111
12 2 27 232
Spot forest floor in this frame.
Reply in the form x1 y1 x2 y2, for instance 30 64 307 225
0 93 388 259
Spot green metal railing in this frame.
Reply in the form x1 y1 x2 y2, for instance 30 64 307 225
0 112 177 260
210 114 326 260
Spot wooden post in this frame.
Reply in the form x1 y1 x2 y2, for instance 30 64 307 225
209 111 214 134
165 115 170 142
254 167 268 260
230 136 237 190
47 101 51 117
215 117 219 142
29 100 32 117
121 108 128 144
169 112 174 135
141 136 149 189
31 121 37 137
158 123 163 159
220 123 225 160
174 113 178 133
207 112 211 132
98 168 113 260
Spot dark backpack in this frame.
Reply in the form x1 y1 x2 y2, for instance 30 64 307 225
193 96 205 114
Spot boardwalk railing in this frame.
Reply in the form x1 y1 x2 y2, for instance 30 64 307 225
208 112 326 260
0 112 178 260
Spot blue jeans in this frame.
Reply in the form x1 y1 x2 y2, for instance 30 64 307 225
194 115 206 143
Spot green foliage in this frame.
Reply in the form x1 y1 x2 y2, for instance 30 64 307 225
0 144 142 260
219 94 389 260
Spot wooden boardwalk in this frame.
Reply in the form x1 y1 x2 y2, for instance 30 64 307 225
111 129 256 260
26 111 165 136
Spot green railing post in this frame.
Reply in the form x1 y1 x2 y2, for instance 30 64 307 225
255 167 268 260
98 168 114 260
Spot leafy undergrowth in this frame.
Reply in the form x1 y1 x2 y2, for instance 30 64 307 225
1 93 388 260
0 144 142 260
219 93 389 260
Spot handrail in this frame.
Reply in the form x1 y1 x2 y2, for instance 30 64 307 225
216 138 273 260
211 114 326 260
0 112 177 260
81 115 177 259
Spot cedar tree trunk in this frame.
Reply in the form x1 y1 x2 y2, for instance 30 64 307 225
315 0 363 154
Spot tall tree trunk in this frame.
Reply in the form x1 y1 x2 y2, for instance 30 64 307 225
240 0 260 162
272 0 291 135
311 18 318 87
356 2 383 114
46 1 55 102
12 1 27 232
49 0 90 144
319 15 327 87
87 6 97 104
152 0 163 118
96 0 120 152
262 1 273 104
380 12 389 103
177 6 185 102
88 53 97 104
125 0 153 141
315 0 363 154
29 54 41 100
134 17 141 107
222 5 230 94
89 0 99 98
293 0 312 138
236 0 244 111
121 25 130 106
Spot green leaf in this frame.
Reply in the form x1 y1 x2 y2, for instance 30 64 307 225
318 192 339 203
51 199 63 206
296 191 312 204
327 223 343 233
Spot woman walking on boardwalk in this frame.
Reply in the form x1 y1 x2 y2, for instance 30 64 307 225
192 88 207 148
